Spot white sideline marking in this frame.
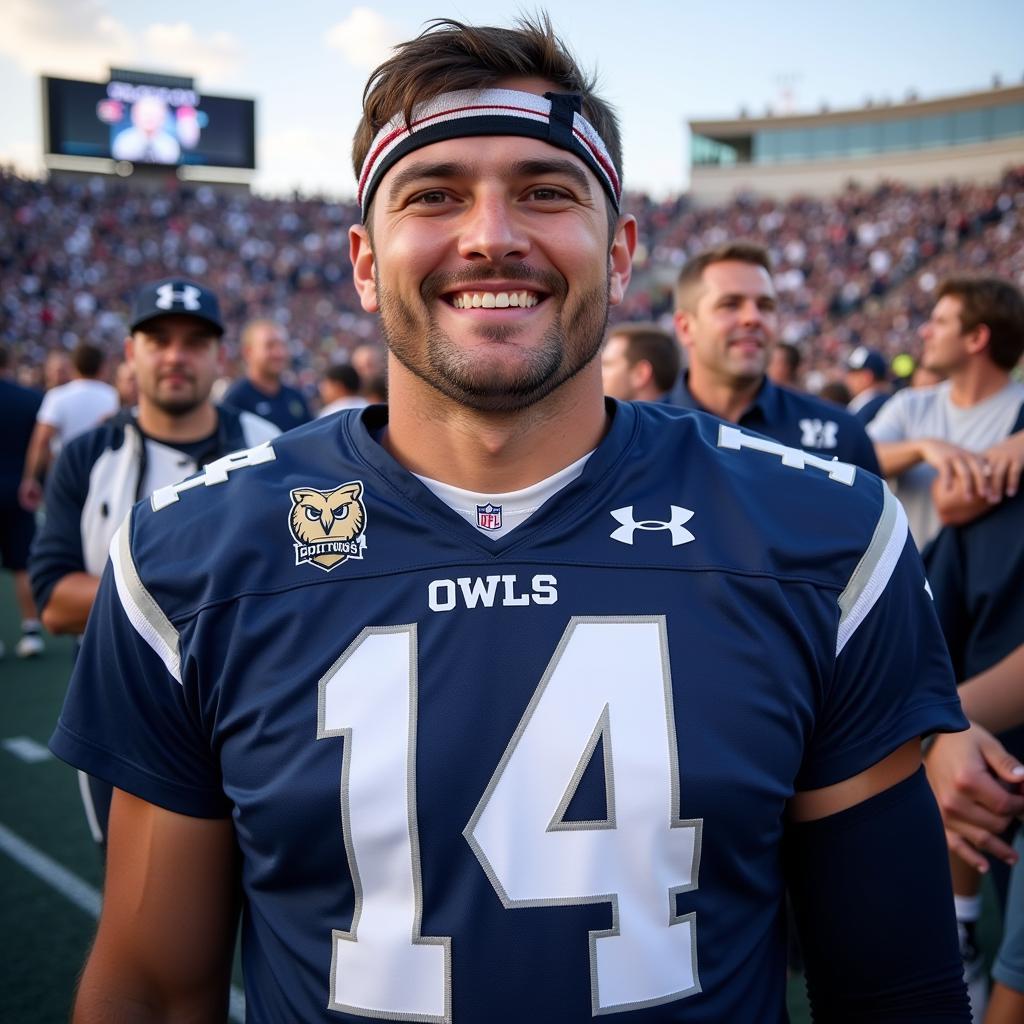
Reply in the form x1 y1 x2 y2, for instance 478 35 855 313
0 822 246 1020
3 736 53 763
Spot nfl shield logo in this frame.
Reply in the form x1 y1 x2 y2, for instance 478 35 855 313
477 502 502 531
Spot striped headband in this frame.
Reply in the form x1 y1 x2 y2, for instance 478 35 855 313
357 88 621 220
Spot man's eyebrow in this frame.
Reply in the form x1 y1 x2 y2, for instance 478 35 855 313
386 161 472 201
385 156 594 201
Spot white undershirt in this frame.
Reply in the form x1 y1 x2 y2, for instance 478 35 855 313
414 450 594 539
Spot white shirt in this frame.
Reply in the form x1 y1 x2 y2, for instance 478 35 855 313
317 396 369 418
37 379 119 452
867 380 1024 547
415 450 594 540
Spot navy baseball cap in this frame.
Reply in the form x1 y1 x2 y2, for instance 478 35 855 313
129 278 224 336
846 346 887 379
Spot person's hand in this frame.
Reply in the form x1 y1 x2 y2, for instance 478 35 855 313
979 431 1024 502
18 477 42 512
918 439 994 502
924 723 1024 871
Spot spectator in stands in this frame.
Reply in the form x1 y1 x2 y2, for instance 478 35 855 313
845 346 891 425
351 342 387 398
113 359 137 408
669 241 881 472
600 322 680 402
222 319 312 432
29 277 278 848
43 349 72 390
818 380 852 407
318 363 368 417
767 342 801 388
18 342 118 512
363 372 388 405
0 344 45 658
868 277 1024 549
925 486 1024 1018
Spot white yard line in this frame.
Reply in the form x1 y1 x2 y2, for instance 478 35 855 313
0 822 246 1021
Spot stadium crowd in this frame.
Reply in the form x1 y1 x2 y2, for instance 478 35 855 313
3 164 1023 398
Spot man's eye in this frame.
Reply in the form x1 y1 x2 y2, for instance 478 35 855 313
526 187 569 202
412 190 449 206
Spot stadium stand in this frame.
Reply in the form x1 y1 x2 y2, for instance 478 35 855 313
3 164 1021 397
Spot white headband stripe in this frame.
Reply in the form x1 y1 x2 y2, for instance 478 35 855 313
357 88 620 217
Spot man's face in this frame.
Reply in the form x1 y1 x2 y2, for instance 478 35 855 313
246 324 290 380
349 100 634 414
600 334 637 400
919 295 971 374
127 315 222 415
674 261 778 389
844 367 873 398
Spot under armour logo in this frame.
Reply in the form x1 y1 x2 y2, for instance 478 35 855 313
799 418 838 449
155 282 202 312
609 506 695 546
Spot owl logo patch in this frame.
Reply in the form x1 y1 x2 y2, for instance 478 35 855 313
288 481 368 571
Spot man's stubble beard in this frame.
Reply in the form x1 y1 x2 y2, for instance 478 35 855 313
376 266 611 414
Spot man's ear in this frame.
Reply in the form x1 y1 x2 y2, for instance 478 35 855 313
608 215 637 307
965 322 991 357
349 224 379 313
673 309 694 353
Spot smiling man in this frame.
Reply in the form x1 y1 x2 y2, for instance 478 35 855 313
52 17 968 1023
670 242 880 473
30 277 277 847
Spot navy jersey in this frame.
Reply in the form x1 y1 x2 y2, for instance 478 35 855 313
0 378 42 498
222 379 312 432
52 402 963 1022
668 374 881 474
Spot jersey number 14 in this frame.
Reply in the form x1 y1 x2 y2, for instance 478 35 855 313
317 617 701 1020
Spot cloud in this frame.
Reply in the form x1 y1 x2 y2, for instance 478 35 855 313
325 7 403 71
0 139 45 177
0 0 241 84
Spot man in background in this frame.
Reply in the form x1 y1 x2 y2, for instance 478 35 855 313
19 341 118 511
317 363 368 417
222 319 312 432
0 344 44 658
868 277 1024 549
670 241 881 473
600 322 680 403
845 346 891 426
767 341 801 388
30 277 277 846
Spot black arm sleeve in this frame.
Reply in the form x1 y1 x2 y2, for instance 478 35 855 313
785 768 969 1022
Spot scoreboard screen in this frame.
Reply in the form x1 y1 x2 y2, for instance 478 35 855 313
44 75 256 170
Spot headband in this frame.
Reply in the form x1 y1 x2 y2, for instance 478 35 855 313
357 88 621 220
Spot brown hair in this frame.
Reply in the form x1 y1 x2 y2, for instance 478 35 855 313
937 276 1024 371
608 323 681 393
675 241 773 312
71 342 105 378
352 14 622 231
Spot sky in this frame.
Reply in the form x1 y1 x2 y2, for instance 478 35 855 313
3 0 1023 201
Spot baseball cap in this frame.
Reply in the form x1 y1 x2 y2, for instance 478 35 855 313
129 278 224 336
846 346 887 379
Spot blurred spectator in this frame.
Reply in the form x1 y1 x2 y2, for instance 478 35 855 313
222 319 312 432
363 373 388 405
0 344 44 658
669 241 880 472
351 343 387 397
868 277 1024 548
767 342 802 388
44 350 72 390
18 342 117 511
113 360 137 408
818 380 852 407
600 323 680 402
845 346 892 425
318 363 367 417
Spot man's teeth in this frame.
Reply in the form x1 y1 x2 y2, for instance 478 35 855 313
451 291 539 309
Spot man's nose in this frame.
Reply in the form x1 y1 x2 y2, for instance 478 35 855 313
457 194 530 263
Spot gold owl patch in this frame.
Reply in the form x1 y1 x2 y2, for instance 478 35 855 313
288 481 367 571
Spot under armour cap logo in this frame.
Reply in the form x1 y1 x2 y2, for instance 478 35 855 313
155 282 202 312
609 506 695 546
